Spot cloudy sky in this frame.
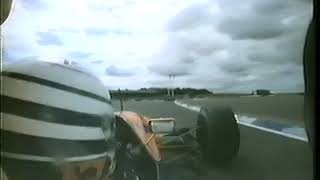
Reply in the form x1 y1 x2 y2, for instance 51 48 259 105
2 0 313 92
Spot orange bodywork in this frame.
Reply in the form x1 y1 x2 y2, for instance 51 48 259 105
61 158 107 180
117 111 162 162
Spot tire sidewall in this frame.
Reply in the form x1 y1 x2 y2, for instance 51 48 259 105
196 107 240 167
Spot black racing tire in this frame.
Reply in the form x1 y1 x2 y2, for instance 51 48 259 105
303 17 315 151
196 106 240 167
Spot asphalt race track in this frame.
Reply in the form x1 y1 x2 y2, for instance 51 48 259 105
112 97 313 180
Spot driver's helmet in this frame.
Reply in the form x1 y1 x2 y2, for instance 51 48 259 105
1 60 116 180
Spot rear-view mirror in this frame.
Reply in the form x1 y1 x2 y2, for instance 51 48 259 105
1 0 13 25
149 118 175 134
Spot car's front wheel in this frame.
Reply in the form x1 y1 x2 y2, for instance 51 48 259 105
196 106 240 167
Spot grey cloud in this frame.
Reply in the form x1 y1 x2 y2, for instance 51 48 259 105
218 16 286 40
148 46 196 77
49 28 81 34
84 28 130 36
3 55 40 63
277 65 302 76
91 60 104 64
88 5 113 13
217 0 312 40
220 64 250 77
252 0 312 16
4 0 311 93
36 32 63 46
246 64 304 92
167 4 212 31
185 62 304 93
127 52 137 56
153 0 310 92
148 29 229 78
20 0 47 11
111 29 131 35
216 0 308 16
146 76 196 88
2 45 14 62
275 32 307 64
253 1 287 14
2 40 36 61
148 63 191 77
186 75 240 91
256 64 303 79
202 55 255 82
85 28 109 36
147 79 175 88
88 0 135 13
175 30 229 56
180 46 305 92
181 57 195 64
67 51 93 59
247 30 307 65
105 65 135 77
17 56 40 61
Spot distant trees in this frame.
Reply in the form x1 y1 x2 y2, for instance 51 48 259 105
109 87 212 99
173 88 212 97
254 89 271 96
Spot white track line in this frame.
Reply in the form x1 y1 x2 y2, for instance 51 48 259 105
237 122 308 142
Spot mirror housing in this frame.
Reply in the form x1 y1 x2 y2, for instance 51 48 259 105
149 118 175 134
1 0 13 25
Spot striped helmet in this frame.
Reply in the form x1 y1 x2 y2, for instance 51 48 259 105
1 60 115 180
